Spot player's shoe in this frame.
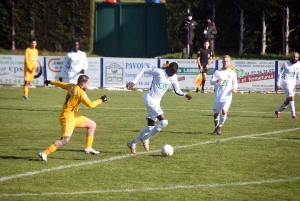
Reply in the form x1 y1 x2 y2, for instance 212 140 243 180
216 126 221 135
292 116 298 119
84 148 100 155
201 89 204 93
38 152 47 161
196 88 199 93
22 96 30 100
127 142 136 154
141 139 150 152
275 111 281 118
213 127 218 134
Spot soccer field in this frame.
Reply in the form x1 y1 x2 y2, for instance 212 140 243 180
0 86 300 200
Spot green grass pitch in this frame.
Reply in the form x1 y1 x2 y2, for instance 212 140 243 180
0 86 300 200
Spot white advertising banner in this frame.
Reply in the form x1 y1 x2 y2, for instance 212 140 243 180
102 58 158 88
45 56 101 88
160 59 216 91
221 60 276 91
0 55 44 86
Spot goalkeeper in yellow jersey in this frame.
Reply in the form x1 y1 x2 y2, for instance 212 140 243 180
39 75 107 161
23 39 38 100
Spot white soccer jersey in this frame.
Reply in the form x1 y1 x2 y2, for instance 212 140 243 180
276 61 300 86
59 50 88 84
132 68 186 101
210 68 237 102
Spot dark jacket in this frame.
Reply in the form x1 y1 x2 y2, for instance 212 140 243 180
203 22 217 40
180 19 197 45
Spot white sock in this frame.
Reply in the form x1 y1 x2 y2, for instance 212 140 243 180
132 126 154 144
277 102 288 112
219 114 227 127
289 101 295 116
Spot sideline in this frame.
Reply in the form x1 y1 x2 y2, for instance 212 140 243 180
1 127 299 184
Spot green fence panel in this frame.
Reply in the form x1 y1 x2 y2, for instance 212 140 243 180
94 3 169 57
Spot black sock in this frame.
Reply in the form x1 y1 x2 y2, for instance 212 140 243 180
202 80 206 90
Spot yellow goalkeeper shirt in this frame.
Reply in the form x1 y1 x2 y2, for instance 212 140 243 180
24 48 38 71
50 81 103 119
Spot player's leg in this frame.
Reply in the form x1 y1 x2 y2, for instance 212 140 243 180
201 71 207 92
286 85 297 118
79 116 100 154
39 119 74 161
218 102 230 128
275 84 291 117
212 102 221 134
23 70 32 100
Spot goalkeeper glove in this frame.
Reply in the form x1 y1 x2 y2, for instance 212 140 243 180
59 77 63 82
100 95 107 102
80 69 85 74
45 80 51 86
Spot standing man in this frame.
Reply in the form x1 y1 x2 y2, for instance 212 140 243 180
197 40 213 93
210 55 237 134
180 13 197 59
23 39 38 100
202 17 217 53
126 62 192 154
59 40 88 84
39 75 107 161
275 52 300 119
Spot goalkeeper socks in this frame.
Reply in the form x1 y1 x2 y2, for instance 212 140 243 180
277 102 288 112
132 126 154 144
289 101 295 116
23 86 29 97
43 144 57 155
86 136 94 148
218 114 227 127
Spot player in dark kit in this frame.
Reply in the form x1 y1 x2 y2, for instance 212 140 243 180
197 40 213 93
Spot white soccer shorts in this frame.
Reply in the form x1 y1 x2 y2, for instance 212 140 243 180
144 98 163 121
212 101 231 113
283 83 296 97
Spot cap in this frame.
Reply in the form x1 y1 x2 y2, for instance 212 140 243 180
188 13 193 17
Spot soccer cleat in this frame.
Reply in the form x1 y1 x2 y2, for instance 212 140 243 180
196 88 199 93
292 116 298 119
275 111 281 118
201 89 204 93
141 139 150 152
22 96 30 100
127 142 136 154
213 128 218 134
84 148 100 155
38 152 47 161
216 126 221 135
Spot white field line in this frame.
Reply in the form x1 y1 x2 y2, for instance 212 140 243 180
0 127 299 184
1 177 300 198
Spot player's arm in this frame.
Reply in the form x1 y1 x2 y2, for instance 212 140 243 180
126 67 153 88
80 53 88 74
45 80 70 90
24 49 34 71
210 71 221 85
81 93 107 108
208 52 213 66
59 55 69 81
170 75 191 99
276 64 285 90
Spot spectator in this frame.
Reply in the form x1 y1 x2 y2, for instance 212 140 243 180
202 17 217 53
180 12 197 59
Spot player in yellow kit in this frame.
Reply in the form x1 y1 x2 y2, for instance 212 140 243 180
39 75 108 161
23 39 38 100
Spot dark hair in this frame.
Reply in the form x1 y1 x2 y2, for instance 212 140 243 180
30 38 37 43
169 62 178 69
77 75 89 84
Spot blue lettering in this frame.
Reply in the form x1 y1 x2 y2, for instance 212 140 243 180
125 63 151 69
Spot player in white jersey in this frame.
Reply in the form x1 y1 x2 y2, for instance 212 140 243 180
275 52 300 119
126 62 192 154
210 55 237 134
59 40 88 84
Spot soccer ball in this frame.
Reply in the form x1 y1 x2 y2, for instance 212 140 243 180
161 144 173 157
